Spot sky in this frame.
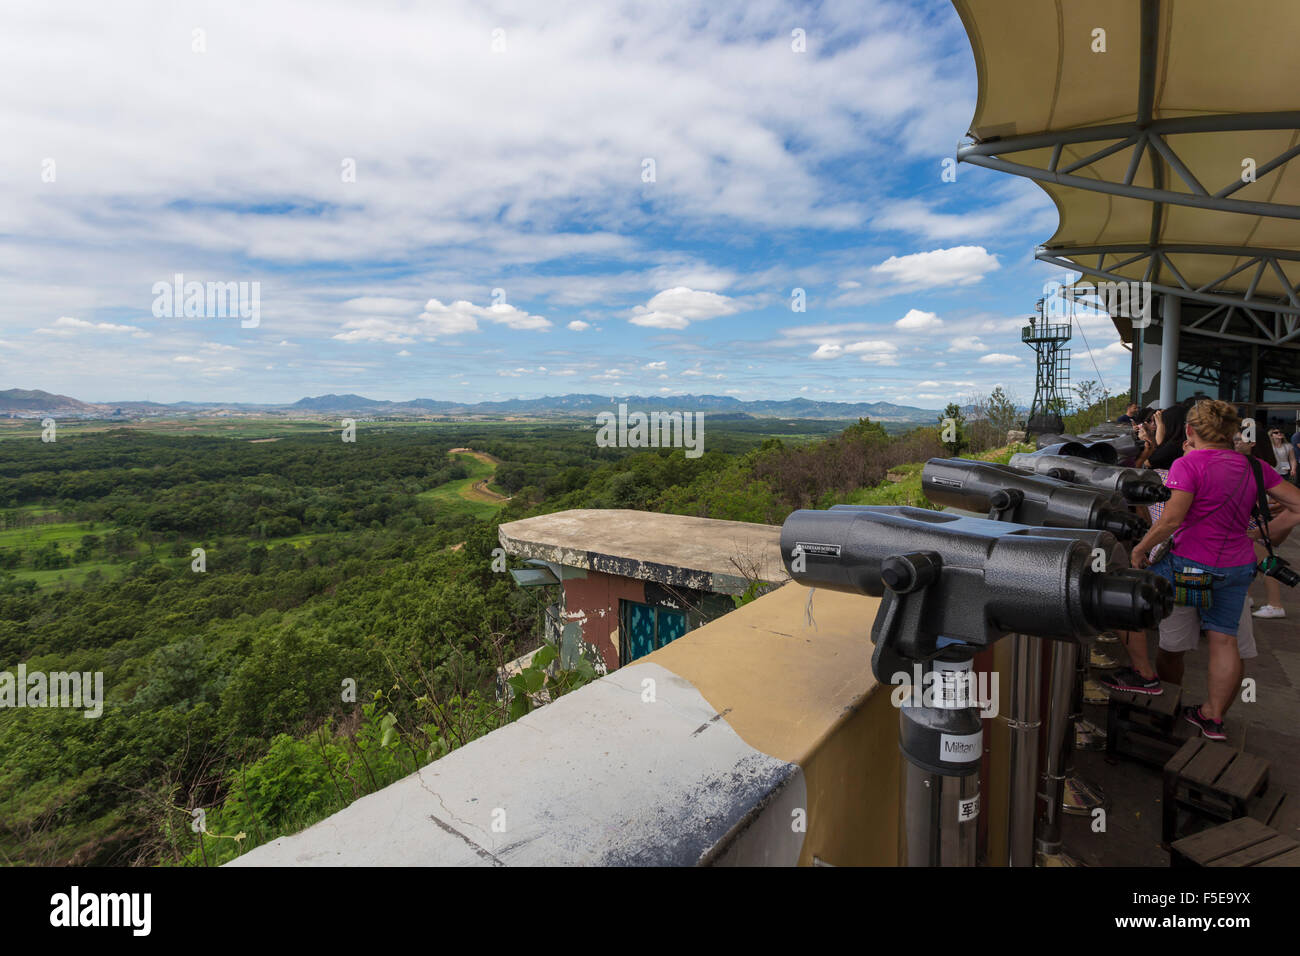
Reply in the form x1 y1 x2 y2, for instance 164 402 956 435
0 0 1132 410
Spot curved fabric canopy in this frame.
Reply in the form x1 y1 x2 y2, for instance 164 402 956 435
954 0 1300 335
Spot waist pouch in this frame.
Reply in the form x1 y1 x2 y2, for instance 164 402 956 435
1169 555 1219 609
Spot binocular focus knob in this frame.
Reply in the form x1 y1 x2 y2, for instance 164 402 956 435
880 552 941 593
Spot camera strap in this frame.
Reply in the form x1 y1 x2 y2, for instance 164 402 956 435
1247 455 1276 557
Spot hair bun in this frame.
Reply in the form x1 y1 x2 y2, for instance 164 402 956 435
1187 399 1241 446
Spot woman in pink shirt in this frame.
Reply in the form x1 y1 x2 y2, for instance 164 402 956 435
1130 400 1300 740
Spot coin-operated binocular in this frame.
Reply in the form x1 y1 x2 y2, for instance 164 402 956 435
920 457 1156 862
1008 452 1170 505
1080 431 1141 465
779 506 1170 866
1036 431 1141 465
1036 439 1121 464
920 458 1148 541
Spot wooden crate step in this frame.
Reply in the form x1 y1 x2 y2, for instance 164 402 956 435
1247 787 1286 825
1258 847 1300 866
1105 682 1182 716
1108 682 1185 769
1162 739 1273 844
1172 816 1299 867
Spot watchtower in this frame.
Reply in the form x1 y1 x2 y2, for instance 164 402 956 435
1022 297 1072 435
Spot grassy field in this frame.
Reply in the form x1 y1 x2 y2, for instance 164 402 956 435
0 520 92 549
9 560 122 589
417 451 506 520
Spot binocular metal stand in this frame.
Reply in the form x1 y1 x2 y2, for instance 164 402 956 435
780 500 1171 870
897 648 983 866
985 490 1106 867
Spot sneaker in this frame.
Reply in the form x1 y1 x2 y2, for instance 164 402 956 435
1252 605 1286 619
1183 705 1226 741
1098 667 1162 695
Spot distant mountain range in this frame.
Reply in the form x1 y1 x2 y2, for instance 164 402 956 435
0 388 942 423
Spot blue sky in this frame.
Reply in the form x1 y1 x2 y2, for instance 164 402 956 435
0 0 1129 409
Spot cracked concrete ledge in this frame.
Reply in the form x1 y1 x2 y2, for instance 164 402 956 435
230 582 897 867
229 662 805 866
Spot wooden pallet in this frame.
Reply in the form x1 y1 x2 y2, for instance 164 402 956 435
1170 816 1300 867
1105 681 1183 768
1162 738 1271 845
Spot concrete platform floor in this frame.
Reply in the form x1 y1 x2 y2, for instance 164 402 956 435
1059 535 1300 866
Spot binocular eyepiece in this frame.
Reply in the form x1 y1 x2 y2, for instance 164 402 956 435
1035 433 1142 466
1008 452 1171 505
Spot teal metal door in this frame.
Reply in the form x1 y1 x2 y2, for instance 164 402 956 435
620 600 688 665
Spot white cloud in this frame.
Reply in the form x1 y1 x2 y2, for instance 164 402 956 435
871 190 1056 242
341 296 423 315
629 287 741 329
35 316 143 336
567 320 591 331
334 297 551 343
829 340 900 366
173 356 201 364
948 336 989 352
895 309 943 331
868 246 1000 290
780 322 881 342
422 299 551 333
978 353 1023 365
643 361 667 370
811 344 843 360
844 340 898 356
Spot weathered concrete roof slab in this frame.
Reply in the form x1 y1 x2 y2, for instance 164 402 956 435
499 509 787 594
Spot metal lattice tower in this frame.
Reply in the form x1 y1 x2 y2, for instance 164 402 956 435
1022 297 1072 434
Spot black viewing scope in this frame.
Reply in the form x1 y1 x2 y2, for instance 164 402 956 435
1035 437 1118 464
920 458 1148 541
780 506 1172 680
1007 452 1170 505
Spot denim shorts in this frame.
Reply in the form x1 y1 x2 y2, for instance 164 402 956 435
1148 553 1257 636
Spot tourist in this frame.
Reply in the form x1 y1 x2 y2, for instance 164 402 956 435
1249 431 1294 619
1269 427 1297 485
1129 401 1300 740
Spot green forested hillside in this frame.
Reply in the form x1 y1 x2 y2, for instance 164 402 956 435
0 415 953 865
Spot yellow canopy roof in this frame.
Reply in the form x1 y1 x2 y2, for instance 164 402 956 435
954 0 1300 331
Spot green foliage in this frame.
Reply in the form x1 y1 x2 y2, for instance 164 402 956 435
1064 384 1128 435
505 642 598 722
0 416 976 866
939 403 968 457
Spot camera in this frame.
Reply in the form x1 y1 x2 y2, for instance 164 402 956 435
1258 554 1300 587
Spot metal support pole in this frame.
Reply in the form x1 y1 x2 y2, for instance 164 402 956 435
898 648 982 867
1160 295 1181 407
1004 634 1042 866
1036 641 1079 863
